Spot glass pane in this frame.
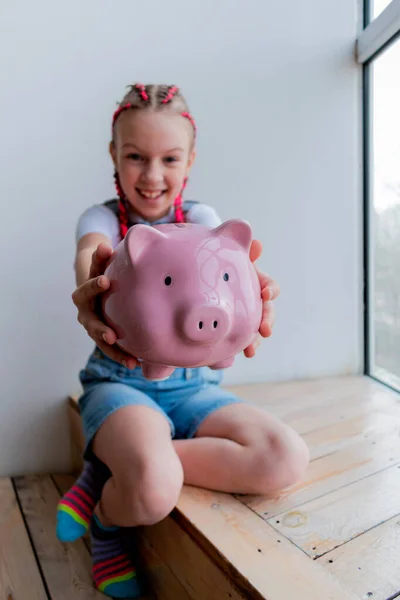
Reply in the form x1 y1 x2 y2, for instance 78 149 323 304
370 38 400 389
372 0 393 19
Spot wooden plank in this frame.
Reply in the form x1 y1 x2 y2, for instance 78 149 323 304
137 531 195 600
14 474 105 599
283 391 399 435
175 486 359 600
0 477 47 600
52 473 76 496
68 401 85 474
69 392 81 408
303 410 400 460
255 376 393 422
226 375 377 411
140 515 247 600
228 377 399 444
242 428 400 518
321 514 400 600
269 463 400 558
69 394 78 408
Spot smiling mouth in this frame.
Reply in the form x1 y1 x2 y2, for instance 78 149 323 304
136 188 167 200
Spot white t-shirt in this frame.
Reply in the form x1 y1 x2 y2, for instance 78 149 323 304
76 200 222 249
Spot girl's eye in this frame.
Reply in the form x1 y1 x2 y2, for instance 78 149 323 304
127 153 142 161
164 276 172 286
223 273 229 282
164 156 178 164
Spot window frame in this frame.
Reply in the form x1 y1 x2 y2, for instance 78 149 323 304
360 0 400 388
359 0 400 62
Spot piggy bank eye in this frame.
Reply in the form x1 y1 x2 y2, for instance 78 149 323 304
223 273 229 282
164 276 172 286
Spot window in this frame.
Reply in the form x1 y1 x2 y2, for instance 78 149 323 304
359 1 400 389
373 0 393 19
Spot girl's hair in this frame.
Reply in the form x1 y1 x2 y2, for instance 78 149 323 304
112 83 197 238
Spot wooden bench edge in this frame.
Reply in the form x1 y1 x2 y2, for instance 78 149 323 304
67 392 358 600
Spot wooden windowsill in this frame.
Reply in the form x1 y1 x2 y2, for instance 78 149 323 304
67 374 400 600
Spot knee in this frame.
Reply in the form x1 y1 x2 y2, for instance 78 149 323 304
251 427 309 494
117 455 184 526
138 463 184 525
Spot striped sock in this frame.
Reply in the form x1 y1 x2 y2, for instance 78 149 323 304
56 458 110 542
91 515 142 598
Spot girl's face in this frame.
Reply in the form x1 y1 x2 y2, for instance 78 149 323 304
110 110 196 222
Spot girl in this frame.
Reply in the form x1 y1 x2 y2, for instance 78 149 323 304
57 83 309 598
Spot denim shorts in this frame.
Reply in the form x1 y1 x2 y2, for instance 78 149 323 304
78 347 244 459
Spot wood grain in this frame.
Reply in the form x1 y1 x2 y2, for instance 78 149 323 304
282 389 398 435
137 531 193 600
260 376 394 420
226 375 375 411
322 514 400 600
14 474 104 599
303 410 400 460
68 401 85 474
52 473 76 496
0 477 47 600
176 486 359 600
242 427 400 518
269 463 400 558
140 514 247 600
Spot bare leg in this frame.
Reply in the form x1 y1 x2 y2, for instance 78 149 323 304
93 405 183 527
81 405 184 598
173 404 309 495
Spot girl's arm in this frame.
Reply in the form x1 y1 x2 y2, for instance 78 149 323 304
74 232 112 286
243 239 280 359
72 233 138 368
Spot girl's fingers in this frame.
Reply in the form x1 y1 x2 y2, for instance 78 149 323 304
72 276 110 308
89 243 113 280
259 301 275 338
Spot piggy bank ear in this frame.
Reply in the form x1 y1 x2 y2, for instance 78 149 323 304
212 219 252 252
125 224 167 264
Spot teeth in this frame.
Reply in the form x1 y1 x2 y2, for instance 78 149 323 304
139 190 164 199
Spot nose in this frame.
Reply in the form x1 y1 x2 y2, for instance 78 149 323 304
182 306 231 343
142 159 164 184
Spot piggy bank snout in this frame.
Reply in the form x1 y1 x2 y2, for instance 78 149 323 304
181 306 231 343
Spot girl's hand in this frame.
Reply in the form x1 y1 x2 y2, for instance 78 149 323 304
72 243 138 368
243 239 280 359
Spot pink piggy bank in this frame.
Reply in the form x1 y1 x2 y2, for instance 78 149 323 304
102 219 262 381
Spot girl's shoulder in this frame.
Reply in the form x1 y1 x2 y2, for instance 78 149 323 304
75 199 222 247
183 200 222 227
75 200 120 248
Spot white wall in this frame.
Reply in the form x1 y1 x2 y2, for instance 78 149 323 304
0 0 363 476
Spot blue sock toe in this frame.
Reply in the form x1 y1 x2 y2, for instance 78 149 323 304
56 508 88 542
102 576 142 598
